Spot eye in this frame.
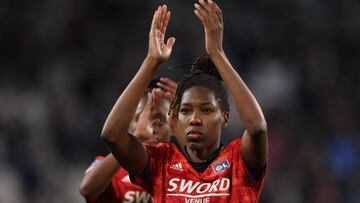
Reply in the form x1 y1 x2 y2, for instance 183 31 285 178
180 107 191 115
202 107 213 113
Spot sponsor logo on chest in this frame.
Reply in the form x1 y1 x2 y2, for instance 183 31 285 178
167 177 230 198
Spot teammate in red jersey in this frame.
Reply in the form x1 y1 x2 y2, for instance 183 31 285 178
80 77 178 203
101 1 267 202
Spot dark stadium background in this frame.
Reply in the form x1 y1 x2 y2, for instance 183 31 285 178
0 0 359 202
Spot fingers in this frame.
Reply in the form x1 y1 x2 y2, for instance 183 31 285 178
157 77 177 92
163 92 173 101
142 92 153 114
157 77 177 100
158 5 166 32
161 77 177 89
151 88 162 109
194 0 222 28
166 37 176 50
150 5 170 36
150 7 159 35
162 9 171 34
156 5 171 36
194 3 209 27
213 2 223 25
199 0 215 25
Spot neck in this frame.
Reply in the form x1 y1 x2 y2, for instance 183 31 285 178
186 143 220 163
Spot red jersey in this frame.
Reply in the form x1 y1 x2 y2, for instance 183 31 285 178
131 138 266 203
86 156 153 203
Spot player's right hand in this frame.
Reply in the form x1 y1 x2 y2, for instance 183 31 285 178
147 5 176 64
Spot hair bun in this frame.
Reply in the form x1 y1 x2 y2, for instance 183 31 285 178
190 54 222 81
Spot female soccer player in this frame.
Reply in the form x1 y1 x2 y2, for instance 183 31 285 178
102 1 267 202
80 77 178 203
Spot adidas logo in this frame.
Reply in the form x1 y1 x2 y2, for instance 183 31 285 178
170 163 183 171
121 175 131 183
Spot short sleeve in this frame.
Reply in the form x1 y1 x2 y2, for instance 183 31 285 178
84 156 121 203
129 143 166 195
237 139 267 190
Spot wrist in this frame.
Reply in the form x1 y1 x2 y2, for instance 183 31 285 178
208 49 225 59
145 55 162 66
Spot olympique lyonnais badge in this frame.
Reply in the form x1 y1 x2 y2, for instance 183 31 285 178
212 157 230 173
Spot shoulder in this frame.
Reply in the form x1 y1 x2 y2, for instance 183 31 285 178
145 142 179 152
223 137 242 150
144 142 181 160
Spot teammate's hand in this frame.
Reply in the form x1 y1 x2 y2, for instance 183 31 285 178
134 88 163 142
134 91 153 140
194 0 224 56
156 77 177 101
147 5 176 63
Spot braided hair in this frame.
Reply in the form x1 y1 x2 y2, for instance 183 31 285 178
170 54 229 118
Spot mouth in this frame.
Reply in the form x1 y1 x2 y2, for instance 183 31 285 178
186 130 203 141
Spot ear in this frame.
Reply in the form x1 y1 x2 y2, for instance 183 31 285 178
222 111 229 128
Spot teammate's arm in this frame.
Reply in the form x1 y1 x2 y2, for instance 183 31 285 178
101 5 175 176
194 0 267 177
79 154 120 199
79 88 164 199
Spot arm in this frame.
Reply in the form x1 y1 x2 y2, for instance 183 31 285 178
101 5 175 176
194 0 267 176
79 154 120 199
79 89 165 199
157 77 187 148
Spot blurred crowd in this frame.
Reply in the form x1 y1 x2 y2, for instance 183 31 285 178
0 0 359 202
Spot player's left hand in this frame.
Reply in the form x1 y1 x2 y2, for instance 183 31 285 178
194 0 224 56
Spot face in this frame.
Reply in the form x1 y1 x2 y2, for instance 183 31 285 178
178 86 228 151
131 96 171 145
147 97 171 144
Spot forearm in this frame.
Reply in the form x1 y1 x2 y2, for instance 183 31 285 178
79 154 120 198
101 4 174 176
196 0 267 175
211 52 268 174
210 52 267 135
101 57 160 142
101 57 159 175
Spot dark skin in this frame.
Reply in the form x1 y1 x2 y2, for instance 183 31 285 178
101 5 175 176
80 83 175 199
178 86 228 162
102 1 267 180
194 0 267 176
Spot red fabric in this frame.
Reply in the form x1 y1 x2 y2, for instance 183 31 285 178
133 138 266 203
86 156 153 203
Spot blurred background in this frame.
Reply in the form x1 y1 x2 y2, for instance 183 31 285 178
1 0 359 202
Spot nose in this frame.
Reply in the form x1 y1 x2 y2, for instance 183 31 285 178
189 113 202 126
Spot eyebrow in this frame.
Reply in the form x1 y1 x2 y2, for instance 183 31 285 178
180 102 214 106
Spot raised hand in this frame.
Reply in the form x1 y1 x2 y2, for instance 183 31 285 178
133 91 154 140
156 77 177 101
134 88 164 142
148 5 176 63
194 0 224 56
